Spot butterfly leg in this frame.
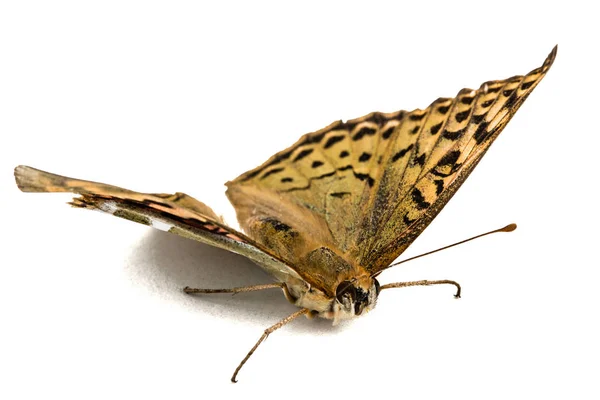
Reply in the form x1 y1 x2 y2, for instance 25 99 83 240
380 280 461 298
183 282 296 301
231 308 309 383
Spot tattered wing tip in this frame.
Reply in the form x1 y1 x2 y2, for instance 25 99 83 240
14 165 44 192
14 165 27 191
14 165 72 193
67 196 91 209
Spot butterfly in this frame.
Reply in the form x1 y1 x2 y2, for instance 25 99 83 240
14 46 556 382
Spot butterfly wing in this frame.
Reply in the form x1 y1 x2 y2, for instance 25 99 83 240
226 46 556 274
14 165 308 285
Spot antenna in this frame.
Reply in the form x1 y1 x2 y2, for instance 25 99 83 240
372 223 517 277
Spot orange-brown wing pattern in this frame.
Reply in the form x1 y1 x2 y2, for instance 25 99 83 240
227 47 556 273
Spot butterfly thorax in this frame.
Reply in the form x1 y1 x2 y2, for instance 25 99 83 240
236 212 381 323
280 245 380 324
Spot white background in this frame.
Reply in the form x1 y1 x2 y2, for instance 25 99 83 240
1 1 598 399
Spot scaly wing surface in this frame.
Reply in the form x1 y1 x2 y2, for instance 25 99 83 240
226 46 556 273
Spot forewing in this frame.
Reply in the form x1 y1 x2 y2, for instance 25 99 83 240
14 165 306 285
226 46 556 273
355 46 556 271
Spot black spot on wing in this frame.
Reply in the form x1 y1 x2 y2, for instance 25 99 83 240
411 188 430 210
382 126 395 139
311 160 324 168
392 143 414 162
324 135 345 149
409 112 426 121
434 179 444 195
430 122 443 135
260 167 284 180
330 191 351 198
438 150 461 167
403 213 416 225
353 127 377 141
339 150 350 158
461 96 475 105
294 148 314 162
411 126 421 134
281 177 293 183
504 92 519 108
455 110 471 123
300 131 327 145
472 114 486 124
481 99 494 108
414 153 426 166
358 152 372 162
365 113 387 125
473 121 491 144
521 80 535 90
431 150 462 178
354 171 375 187
437 105 450 115
442 128 465 141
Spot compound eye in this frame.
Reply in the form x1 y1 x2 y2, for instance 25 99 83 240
374 279 381 295
335 280 357 303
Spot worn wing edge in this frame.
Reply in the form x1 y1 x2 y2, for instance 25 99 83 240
14 165 310 286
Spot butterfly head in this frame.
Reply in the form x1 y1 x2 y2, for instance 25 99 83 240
331 276 380 322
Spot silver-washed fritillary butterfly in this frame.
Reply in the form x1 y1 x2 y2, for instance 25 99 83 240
14 46 556 382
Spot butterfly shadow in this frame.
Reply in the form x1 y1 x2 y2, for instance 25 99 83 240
124 230 349 336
